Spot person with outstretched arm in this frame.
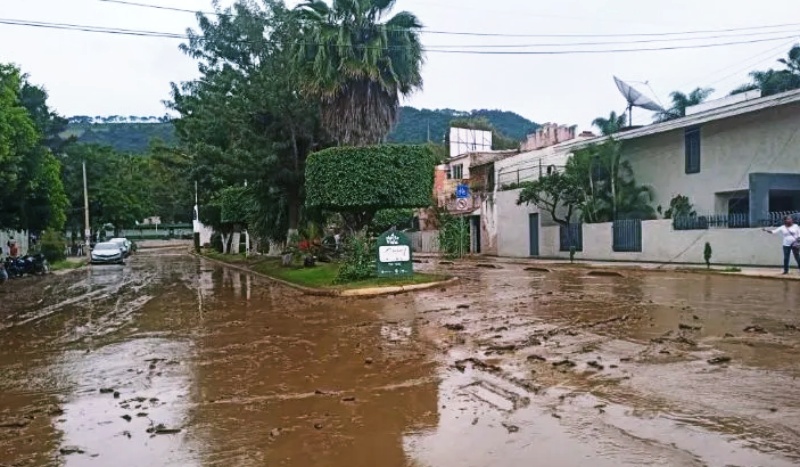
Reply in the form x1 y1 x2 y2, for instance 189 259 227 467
763 215 800 275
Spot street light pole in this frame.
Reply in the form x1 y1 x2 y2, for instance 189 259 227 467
82 160 90 257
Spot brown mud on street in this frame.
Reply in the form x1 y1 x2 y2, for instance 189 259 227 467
1 250 799 466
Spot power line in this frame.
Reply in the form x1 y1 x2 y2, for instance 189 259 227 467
96 0 800 39
2 18 798 55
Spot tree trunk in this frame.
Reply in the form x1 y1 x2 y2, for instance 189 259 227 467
231 228 241 255
287 197 300 240
221 233 231 254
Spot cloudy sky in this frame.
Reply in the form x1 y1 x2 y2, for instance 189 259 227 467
1 0 798 131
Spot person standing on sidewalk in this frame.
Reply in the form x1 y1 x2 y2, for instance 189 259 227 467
763 216 800 274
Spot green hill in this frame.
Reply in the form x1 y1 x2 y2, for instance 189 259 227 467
66 108 538 153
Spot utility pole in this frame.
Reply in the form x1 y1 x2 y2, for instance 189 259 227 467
82 160 90 257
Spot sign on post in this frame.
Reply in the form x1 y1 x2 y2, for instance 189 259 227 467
455 184 470 199
376 230 413 277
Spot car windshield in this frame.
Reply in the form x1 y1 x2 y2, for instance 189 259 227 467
95 243 119 251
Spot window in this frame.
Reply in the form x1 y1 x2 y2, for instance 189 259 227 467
685 127 701 174
451 164 464 180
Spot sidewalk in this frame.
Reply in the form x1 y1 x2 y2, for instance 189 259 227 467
414 253 800 281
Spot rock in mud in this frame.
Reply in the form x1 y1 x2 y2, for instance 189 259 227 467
341 396 356 402
678 323 702 331
313 422 324 430
471 417 479 425
121 415 132 422
439 261 454 266
270 428 281 438
444 323 465 331
0 419 29 429
456 304 470 309
707 356 731 365
552 359 576 368
524 267 551 273
587 270 624 277
527 354 546 362
587 361 604 370
136 412 148 417
113 391 120 399
784 324 798 331
147 424 181 435
476 263 501 269
525 336 543 346
501 422 519 433
364 357 374 365
487 344 516 353
59 446 85 455
744 325 767 334
99 388 115 394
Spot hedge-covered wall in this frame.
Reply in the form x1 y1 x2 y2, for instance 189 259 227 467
305 145 435 212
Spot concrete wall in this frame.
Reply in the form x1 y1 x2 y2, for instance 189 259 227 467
495 188 541 257
409 231 440 253
537 220 784 266
623 101 800 215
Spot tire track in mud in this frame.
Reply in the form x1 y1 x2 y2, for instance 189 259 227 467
409 261 800 466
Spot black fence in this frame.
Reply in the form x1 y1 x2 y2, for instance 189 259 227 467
612 219 642 252
559 223 583 252
673 211 800 230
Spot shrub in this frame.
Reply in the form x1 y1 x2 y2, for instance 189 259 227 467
305 144 435 232
40 229 66 262
335 236 375 283
703 242 712 269
437 212 469 259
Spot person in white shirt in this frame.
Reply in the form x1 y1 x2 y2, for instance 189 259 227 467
763 215 800 274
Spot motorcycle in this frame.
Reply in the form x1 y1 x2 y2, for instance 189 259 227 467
3 254 49 278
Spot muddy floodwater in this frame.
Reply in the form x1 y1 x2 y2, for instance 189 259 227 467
1 248 799 466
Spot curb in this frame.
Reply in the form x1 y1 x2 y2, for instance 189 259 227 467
192 252 459 297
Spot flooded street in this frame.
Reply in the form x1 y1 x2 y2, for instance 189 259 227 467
1 248 799 466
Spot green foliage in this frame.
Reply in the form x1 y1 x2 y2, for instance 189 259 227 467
217 185 249 225
654 88 714 123
171 0 327 240
437 212 469 259
293 0 424 145
335 236 375 283
0 63 69 232
517 170 582 226
731 44 800 97
592 111 627 136
67 122 177 153
723 266 741 273
567 140 656 222
370 208 415 235
39 229 66 263
704 242 712 270
664 195 696 220
305 144 435 231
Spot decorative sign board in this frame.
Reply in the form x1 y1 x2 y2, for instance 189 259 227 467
376 230 413 277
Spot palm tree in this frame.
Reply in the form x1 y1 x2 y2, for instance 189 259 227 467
654 87 713 123
592 111 627 136
731 44 800 97
294 0 424 146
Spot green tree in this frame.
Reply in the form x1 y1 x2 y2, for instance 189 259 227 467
294 0 424 145
171 0 328 240
517 170 583 228
592 111 627 136
305 144 435 233
562 140 656 223
731 44 800 97
654 87 714 123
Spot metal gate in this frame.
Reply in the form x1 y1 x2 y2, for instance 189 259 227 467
612 219 642 252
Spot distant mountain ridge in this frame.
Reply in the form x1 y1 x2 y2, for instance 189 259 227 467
66 107 539 153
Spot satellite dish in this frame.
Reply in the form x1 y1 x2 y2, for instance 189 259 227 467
614 76 666 126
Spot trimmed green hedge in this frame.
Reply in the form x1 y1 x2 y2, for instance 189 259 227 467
305 145 435 211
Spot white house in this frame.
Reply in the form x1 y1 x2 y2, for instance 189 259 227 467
490 88 800 266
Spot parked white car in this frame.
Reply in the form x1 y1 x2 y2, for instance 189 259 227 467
91 242 125 265
109 238 132 257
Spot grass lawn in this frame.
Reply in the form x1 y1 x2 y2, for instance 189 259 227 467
51 259 87 271
204 254 446 290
